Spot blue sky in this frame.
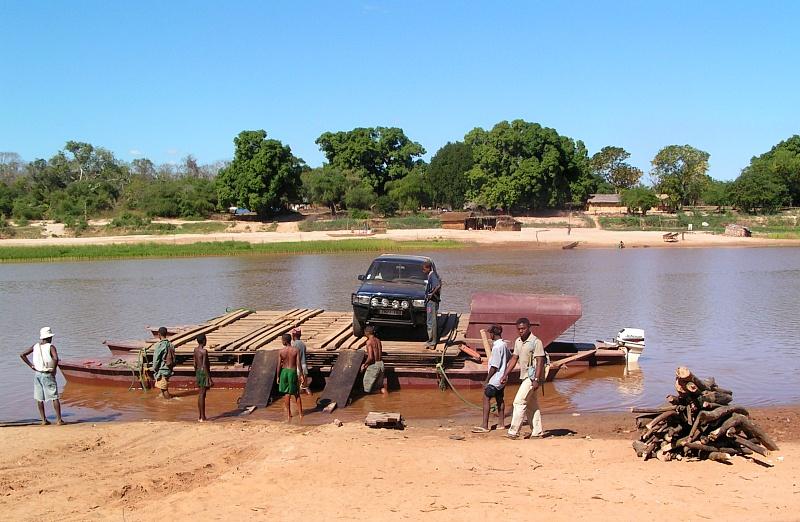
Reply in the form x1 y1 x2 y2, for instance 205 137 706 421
2 1 798 181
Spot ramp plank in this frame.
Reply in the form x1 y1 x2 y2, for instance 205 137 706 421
319 350 366 410
238 349 280 408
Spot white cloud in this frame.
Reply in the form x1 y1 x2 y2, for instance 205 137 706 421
129 149 142 156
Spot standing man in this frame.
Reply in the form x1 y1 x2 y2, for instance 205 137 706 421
193 333 213 422
421 260 442 349
151 327 175 399
500 318 546 440
291 328 311 395
361 325 387 395
277 333 303 421
20 327 64 425
473 324 509 433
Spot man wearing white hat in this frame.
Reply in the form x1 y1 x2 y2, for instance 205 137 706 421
20 327 64 425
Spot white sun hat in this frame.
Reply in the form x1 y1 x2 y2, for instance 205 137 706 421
39 326 54 339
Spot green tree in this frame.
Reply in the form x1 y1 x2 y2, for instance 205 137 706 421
651 145 710 209
428 141 473 209
385 164 431 211
315 127 425 195
740 135 800 206
621 186 659 216
590 146 642 192
301 165 351 214
344 182 376 210
701 179 732 206
216 130 304 216
729 169 787 213
464 120 591 210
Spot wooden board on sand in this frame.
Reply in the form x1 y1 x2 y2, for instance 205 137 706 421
319 349 366 411
237 349 280 409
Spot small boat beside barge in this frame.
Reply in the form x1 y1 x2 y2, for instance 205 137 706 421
60 294 645 390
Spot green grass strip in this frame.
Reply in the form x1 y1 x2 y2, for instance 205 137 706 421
0 239 465 263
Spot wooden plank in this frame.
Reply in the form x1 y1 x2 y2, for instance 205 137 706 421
319 349 366 410
237 349 280 408
545 349 598 382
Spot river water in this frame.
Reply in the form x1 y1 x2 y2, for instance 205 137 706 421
1 246 799 424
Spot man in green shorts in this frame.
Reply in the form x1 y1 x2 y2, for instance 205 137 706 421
193 333 213 422
277 333 303 421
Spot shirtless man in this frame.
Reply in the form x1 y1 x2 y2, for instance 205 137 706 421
361 326 387 395
193 334 213 422
277 333 303 421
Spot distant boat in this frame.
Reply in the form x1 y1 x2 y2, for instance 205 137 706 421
562 241 579 249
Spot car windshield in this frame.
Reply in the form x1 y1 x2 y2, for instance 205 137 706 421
365 260 427 284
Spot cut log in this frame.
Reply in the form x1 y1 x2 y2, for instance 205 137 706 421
701 390 733 405
632 406 676 414
683 442 737 455
733 436 768 457
688 405 750 440
708 452 732 463
645 410 678 431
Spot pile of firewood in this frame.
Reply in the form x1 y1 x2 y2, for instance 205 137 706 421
632 367 779 463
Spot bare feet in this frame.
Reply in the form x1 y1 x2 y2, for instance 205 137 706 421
198 418 205 422
40 419 51 426
56 419 65 425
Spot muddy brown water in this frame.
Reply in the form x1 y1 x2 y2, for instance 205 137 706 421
1 246 799 425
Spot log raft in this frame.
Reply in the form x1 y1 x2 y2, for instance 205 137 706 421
632 367 779 463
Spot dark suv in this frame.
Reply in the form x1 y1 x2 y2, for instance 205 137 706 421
351 254 434 337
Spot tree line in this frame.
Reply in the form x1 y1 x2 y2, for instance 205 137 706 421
2 122 799 227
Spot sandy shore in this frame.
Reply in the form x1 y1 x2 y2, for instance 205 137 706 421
2 225 799 249
2 408 798 521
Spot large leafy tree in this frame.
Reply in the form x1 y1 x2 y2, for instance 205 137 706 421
739 135 800 206
386 163 431 211
216 130 304 216
301 165 352 214
590 146 642 192
315 127 425 195
464 120 591 210
428 141 473 209
621 186 659 216
729 168 787 213
651 145 710 209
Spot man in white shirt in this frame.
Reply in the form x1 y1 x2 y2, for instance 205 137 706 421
472 324 509 433
20 326 64 425
500 317 546 439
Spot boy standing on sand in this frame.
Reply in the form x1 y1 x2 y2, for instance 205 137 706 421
193 333 213 422
472 324 509 433
152 327 175 399
278 333 303 421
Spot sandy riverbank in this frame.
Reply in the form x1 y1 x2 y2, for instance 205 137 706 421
1 407 798 521
2 225 799 250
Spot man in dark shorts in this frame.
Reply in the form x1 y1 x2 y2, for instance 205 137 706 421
360 325 387 395
193 333 213 422
278 333 303 421
473 324 510 433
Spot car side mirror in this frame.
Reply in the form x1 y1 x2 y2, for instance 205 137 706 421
357 274 365 281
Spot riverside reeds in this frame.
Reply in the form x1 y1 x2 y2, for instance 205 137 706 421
0 239 464 263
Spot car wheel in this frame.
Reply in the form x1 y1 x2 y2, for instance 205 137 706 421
352 315 365 338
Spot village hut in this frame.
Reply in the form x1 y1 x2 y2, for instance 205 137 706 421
587 194 627 214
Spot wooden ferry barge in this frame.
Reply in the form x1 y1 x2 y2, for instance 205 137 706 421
60 294 642 390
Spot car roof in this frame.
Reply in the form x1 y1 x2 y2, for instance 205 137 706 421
374 254 432 264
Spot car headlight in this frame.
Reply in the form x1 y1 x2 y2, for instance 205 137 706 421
412 299 425 308
392 300 400 309
400 301 409 309
381 298 389 307
371 298 380 307
352 295 370 305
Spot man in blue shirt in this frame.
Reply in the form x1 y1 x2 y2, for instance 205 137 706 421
421 261 442 348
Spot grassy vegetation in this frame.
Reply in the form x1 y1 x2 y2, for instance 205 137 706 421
0 225 45 239
298 215 441 232
522 221 569 228
386 215 441 229
599 211 800 235
0 239 465 263
173 221 231 234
